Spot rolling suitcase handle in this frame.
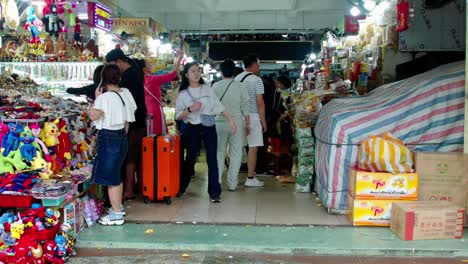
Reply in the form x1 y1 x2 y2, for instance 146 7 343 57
146 114 154 136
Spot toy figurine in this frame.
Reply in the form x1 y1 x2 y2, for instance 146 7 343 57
44 34 55 55
43 4 62 38
55 235 68 260
10 219 24 240
24 6 43 44
14 239 30 264
0 123 9 144
56 119 72 163
55 34 67 59
30 156 53 179
2 123 24 156
30 124 51 161
73 17 81 45
19 134 37 162
43 240 63 264
40 119 59 147
30 243 45 264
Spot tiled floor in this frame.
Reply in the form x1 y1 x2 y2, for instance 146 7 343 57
124 161 349 226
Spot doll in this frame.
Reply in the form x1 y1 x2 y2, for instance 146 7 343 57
19 134 37 162
1 123 23 157
30 156 53 179
44 34 55 54
43 240 63 264
30 243 45 264
0 123 8 145
24 6 43 44
56 119 72 163
30 124 50 161
40 119 59 147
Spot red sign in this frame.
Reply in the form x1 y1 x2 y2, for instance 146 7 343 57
88 2 112 32
345 15 366 34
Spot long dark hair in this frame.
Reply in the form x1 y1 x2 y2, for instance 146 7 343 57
179 62 205 92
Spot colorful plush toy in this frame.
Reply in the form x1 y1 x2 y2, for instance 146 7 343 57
56 119 72 163
30 157 53 179
24 6 43 44
1 123 24 157
30 243 45 264
43 240 63 264
30 124 51 161
0 149 16 174
0 124 8 145
19 135 37 162
40 120 60 148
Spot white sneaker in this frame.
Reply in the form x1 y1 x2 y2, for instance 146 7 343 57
107 204 126 216
245 177 264 187
98 210 125 226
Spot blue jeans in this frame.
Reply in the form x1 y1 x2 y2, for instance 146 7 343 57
92 129 128 186
180 124 221 198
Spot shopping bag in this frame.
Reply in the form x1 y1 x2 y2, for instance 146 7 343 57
357 132 413 173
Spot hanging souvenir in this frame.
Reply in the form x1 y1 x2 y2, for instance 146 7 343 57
396 0 409 32
24 6 43 44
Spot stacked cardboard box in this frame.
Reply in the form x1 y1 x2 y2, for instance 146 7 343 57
295 127 315 193
347 168 418 226
391 201 465 240
414 152 467 209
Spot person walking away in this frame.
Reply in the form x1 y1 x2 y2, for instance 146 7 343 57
105 49 147 201
234 54 266 187
89 64 137 225
175 62 237 203
213 59 250 192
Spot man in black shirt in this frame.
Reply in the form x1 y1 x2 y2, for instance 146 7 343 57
66 65 104 101
106 48 147 200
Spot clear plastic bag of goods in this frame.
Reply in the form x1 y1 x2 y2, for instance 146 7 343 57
297 137 315 148
357 132 414 173
295 126 313 138
298 145 314 157
298 156 315 167
298 164 314 176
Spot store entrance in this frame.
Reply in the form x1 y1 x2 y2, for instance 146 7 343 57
124 154 348 226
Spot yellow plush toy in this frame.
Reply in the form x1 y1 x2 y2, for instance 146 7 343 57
30 156 53 179
40 119 60 147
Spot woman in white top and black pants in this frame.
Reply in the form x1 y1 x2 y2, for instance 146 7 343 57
176 62 237 203
90 64 137 225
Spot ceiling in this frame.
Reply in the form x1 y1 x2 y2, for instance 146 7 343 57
112 0 353 33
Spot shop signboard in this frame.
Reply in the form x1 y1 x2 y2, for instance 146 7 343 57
88 2 112 32
113 17 152 35
345 15 366 34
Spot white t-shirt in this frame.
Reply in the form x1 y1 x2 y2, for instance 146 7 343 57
93 88 137 130
234 71 264 114
175 84 225 125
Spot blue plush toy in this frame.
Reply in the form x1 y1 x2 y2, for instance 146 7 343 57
19 135 37 162
1 123 24 157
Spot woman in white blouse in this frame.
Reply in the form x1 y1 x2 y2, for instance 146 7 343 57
176 62 236 203
89 64 137 225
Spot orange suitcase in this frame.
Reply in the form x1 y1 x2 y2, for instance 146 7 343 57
142 135 180 204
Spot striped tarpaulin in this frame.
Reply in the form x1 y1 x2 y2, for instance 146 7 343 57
314 61 465 212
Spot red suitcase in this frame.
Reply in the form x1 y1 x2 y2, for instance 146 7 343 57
142 115 180 205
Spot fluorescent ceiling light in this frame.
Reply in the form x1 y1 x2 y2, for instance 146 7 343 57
364 0 376 11
309 53 317 60
350 6 361 16
276 61 292 64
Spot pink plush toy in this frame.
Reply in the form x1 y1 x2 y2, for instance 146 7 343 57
0 123 8 146
30 124 51 162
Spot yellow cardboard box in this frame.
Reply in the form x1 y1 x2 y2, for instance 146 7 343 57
346 193 403 226
348 168 418 200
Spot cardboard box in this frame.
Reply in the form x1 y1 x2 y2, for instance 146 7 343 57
346 193 402 226
414 152 468 207
391 201 465 241
348 168 418 200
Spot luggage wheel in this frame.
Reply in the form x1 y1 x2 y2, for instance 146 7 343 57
143 196 150 204
164 197 172 205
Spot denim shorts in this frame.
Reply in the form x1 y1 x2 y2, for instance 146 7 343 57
92 129 128 186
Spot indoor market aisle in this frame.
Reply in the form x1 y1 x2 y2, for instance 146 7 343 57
123 159 348 226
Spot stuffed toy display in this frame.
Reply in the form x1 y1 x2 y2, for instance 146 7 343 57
0 123 8 145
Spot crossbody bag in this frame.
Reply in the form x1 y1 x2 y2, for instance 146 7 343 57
186 86 216 127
